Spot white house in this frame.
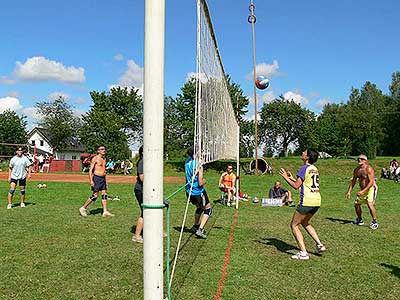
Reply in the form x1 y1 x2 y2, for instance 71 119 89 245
28 128 53 156
27 127 84 160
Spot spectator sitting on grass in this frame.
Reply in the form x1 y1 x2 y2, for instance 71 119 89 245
268 180 295 207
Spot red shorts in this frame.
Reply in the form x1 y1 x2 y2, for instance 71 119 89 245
220 187 233 193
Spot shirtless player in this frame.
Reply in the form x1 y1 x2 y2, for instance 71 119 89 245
79 146 114 217
346 154 378 229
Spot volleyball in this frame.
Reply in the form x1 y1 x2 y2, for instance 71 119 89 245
255 76 270 90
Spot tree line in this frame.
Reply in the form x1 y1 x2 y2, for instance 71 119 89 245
1 71 399 160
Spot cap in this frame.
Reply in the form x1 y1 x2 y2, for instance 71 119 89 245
358 154 368 161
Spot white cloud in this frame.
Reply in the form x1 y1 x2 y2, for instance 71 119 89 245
7 91 20 98
283 91 309 105
0 76 16 85
316 98 332 108
48 92 70 101
114 54 124 61
246 60 280 80
186 71 209 83
0 96 23 112
73 108 85 117
75 97 86 104
21 107 40 120
109 59 144 95
14 56 85 83
309 91 320 99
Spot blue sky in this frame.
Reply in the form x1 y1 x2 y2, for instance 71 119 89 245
1 0 399 129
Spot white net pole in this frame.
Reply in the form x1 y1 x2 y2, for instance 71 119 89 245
143 0 164 299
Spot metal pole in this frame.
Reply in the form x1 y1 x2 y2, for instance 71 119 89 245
236 94 240 209
248 1 258 174
143 1 165 299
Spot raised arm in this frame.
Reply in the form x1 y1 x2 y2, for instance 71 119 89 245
279 168 303 190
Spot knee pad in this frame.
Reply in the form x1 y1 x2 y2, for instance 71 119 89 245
9 189 15 195
89 194 98 202
20 190 26 195
204 207 213 217
195 207 203 215
101 194 108 200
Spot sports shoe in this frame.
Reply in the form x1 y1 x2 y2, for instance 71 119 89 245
195 228 207 239
353 218 364 225
190 225 199 233
20 202 26 208
316 244 327 253
132 235 143 243
291 252 310 260
370 220 379 230
79 207 87 217
7 204 12 209
288 201 295 207
102 211 114 217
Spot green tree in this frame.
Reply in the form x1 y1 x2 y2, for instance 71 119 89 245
259 96 314 157
314 103 351 156
35 97 81 151
79 87 142 160
88 87 143 142
0 110 28 157
240 119 255 158
345 82 386 158
381 71 400 155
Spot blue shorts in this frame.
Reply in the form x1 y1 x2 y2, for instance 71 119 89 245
92 175 107 192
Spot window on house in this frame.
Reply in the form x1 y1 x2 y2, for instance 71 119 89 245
72 155 77 160
40 140 44 146
31 140 35 146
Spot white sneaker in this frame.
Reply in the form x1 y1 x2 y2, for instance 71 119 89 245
132 235 143 243
20 202 26 208
7 204 12 209
102 211 114 217
79 207 87 217
316 244 327 253
291 252 310 260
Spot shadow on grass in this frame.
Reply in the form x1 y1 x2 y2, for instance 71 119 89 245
88 208 103 215
257 237 297 254
325 217 354 224
10 202 36 208
380 263 400 278
168 208 220 299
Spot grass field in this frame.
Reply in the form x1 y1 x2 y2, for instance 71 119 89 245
1 157 399 300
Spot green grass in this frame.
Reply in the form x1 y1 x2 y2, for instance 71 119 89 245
1 157 399 300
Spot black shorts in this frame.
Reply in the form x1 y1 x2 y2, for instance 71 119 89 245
10 178 27 186
134 188 143 217
92 175 107 192
296 205 320 215
187 190 210 209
